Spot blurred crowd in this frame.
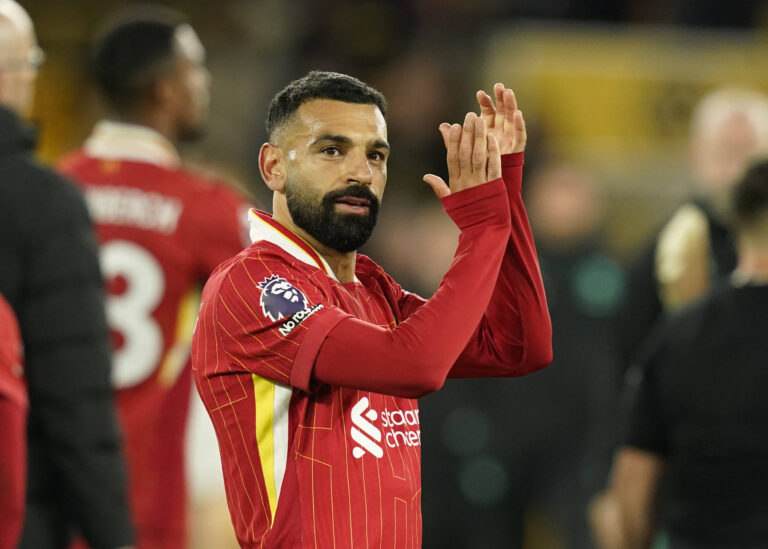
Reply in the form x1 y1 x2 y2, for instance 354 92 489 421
3 0 768 548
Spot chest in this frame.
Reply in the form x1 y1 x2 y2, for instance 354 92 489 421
325 280 397 328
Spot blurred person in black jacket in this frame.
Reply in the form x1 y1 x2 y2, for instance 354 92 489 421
0 1 134 548
596 159 768 549
421 162 622 549
618 87 768 370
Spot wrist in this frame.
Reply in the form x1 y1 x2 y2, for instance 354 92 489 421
501 151 524 167
441 179 510 230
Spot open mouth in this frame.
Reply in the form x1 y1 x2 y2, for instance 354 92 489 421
335 196 371 215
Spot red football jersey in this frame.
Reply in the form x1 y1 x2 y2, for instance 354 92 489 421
194 212 424 548
0 294 25 549
58 121 249 548
192 152 551 549
0 293 24 408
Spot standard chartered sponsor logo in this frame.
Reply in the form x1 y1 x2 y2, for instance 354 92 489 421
350 397 421 459
351 397 383 458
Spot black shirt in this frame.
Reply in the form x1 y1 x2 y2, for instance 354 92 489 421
626 281 768 547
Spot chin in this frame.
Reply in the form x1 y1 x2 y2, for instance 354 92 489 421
178 123 207 143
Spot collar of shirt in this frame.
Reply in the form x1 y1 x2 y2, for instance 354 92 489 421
248 208 360 284
83 120 180 168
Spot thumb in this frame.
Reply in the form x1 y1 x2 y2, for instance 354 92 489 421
423 174 450 199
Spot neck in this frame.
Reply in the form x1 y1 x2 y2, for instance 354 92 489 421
115 109 177 143
733 238 768 285
272 196 357 283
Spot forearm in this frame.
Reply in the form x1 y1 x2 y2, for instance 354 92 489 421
313 180 511 397
451 152 551 377
612 448 664 549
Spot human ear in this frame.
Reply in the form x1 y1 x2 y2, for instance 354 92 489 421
259 142 286 193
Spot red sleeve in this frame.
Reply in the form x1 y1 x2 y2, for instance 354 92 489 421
210 253 348 393
194 184 252 278
0 295 25 408
312 179 512 398
449 151 552 377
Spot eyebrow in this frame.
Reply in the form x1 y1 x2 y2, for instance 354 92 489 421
311 134 390 151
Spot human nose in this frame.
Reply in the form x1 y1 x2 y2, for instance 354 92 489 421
346 149 373 185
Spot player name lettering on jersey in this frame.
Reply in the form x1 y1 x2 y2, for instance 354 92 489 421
85 186 183 233
351 396 421 459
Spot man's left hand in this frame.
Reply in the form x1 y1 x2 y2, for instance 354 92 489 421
476 83 526 155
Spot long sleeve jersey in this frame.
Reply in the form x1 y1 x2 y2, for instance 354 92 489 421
191 152 551 548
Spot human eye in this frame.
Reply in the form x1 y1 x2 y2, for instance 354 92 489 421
368 150 386 162
320 146 342 157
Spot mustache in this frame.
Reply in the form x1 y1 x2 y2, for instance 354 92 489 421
323 185 380 211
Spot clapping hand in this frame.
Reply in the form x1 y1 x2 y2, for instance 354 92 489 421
477 83 526 155
423 112 501 199
424 83 525 199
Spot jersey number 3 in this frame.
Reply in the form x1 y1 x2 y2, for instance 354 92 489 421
101 240 165 388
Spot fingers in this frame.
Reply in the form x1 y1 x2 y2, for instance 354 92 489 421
487 134 501 181
493 83 505 130
445 123 461 182
423 174 451 199
476 90 495 128
438 122 451 150
504 88 518 115
472 117 487 174
512 110 527 153
458 112 476 176
503 88 517 132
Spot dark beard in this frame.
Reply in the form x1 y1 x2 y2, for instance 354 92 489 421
177 122 207 143
286 182 380 253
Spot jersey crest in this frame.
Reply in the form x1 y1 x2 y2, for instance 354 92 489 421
258 275 308 321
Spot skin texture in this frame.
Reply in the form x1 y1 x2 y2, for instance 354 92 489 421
0 0 39 116
259 99 391 282
258 83 526 283
124 24 210 143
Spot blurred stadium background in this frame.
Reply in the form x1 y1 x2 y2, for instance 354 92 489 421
21 0 768 547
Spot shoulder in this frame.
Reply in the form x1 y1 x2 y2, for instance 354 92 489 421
57 148 88 174
212 241 317 291
176 167 248 203
204 242 325 321
645 284 728 363
2 153 87 214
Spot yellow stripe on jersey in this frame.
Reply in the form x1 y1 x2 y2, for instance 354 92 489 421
252 373 292 523
158 287 201 387
253 373 278 522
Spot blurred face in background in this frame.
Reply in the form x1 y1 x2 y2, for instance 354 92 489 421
691 112 765 196
689 92 768 216
0 0 41 116
526 163 604 248
167 24 209 141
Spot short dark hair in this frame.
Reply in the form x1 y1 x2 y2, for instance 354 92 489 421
732 159 768 230
91 8 187 112
266 71 387 139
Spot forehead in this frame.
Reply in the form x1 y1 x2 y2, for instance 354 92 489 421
0 4 36 53
286 99 387 143
174 24 205 63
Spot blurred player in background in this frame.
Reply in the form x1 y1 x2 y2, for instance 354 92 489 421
59 8 250 549
618 87 768 366
0 293 25 548
597 159 768 549
1 2 134 548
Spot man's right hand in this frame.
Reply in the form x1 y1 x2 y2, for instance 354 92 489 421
423 112 501 199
